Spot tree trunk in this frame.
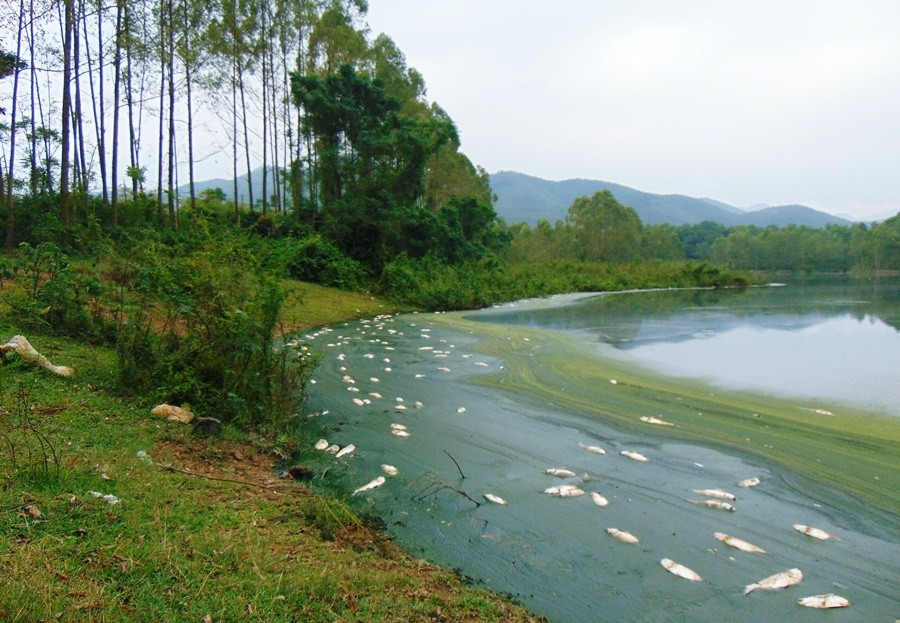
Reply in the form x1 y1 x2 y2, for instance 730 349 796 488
4 0 25 249
167 0 176 228
28 0 37 195
239 67 253 212
124 1 138 197
184 0 195 212
156 0 165 219
111 0 123 225
60 0 74 227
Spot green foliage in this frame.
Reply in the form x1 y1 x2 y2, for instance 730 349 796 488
567 190 642 262
6 242 116 343
115 237 315 432
278 234 368 289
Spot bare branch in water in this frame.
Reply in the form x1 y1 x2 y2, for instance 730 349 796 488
444 449 465 479
410 473 481 507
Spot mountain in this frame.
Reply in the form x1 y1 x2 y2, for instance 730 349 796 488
490 171 854 228
178 166 281 205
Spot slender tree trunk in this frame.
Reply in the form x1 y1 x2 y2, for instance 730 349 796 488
4 0 26 249
156 0 165 218
166 0 176 228
261 27 268 217
239 67 253 212
232 56 238 219
97 0 109 204
111 0 123 225
61 0 74 226
73 0 88 196
183 0 196 211
28 0 37 195
82 3 106 201
124 2 138 197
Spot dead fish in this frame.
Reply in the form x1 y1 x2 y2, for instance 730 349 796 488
714 532 765 553
325 444 340 454
352 397 364 406
738 477 760 488
335 444 356 459
744 568 803 595
352 476 385 495
692 488 737 500
620 450 648 462
391 429 410 438
690 499 736 512
660 558 702 581
544 485 585 497
314 439 329 451
798 594 850 609
590 491 609 507
579 442 607 455
606 528 639 543
640 416 674 426
381 464 399 476
483 493 507 505
390 423 407 430
544 468 577 478
793 524 837 541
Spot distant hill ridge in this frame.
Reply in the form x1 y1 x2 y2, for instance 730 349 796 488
490 171 853 228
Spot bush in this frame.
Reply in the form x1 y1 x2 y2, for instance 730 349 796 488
116 236 316 432
279 234 368 290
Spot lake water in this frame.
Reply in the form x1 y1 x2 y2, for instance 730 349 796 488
300 276 900 623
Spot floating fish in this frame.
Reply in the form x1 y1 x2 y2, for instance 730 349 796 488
390 423 407 430
381 464 399 476
798 594 850 609
640 416 674 426
325 444 340 454
620 450 648 462
391 429 410 438
793 524 837 541
369 392 383 399
352 476 385 495
692 488 736 500
456 407 467 414
606 528 639 543
744 568 803 595
738 477 760 488
335 444 355 459
544 485 585 497
483 493 507 505
689 499 736 512
660 558 702 581
352 398 364 406
579 443 606 455
714 532 765 553
314 439 329 451
544 468 577 478
590 492 609 507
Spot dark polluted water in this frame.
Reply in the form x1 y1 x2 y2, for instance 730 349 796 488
297 305 899 623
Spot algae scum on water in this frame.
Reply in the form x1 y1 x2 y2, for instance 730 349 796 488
298 285 899 623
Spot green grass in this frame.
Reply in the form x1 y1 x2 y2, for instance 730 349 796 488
0 283 538 623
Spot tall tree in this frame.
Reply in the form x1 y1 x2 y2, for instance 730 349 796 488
566 190 642 262
60 0 75 226
3 1 26 248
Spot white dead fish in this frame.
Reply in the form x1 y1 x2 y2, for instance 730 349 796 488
381 464 399 476
689 499 736 512
544 468 577 478
352 476 386 495
391 429 410 438
390 423 407 430
335 444 355 459
660 558 702 581
798 594 850 609
640 416 674 426
606 528 639 543
352 397 364 406
544 485 585 497
395 404 407 411
579 443 606 455
692 488 736 501
369 392 383 399
714 532 765 553
590 492 609 507
483 493 507 505
325 444 340 454
456 407 466 414
314 439 329 451
744 568 803 595
620 450 648 462
793 524 837 541
738 477 760 488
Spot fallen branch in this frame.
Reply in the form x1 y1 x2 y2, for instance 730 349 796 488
444 449 466 479
1 335 73 377
158 462 301 495
410 473 481 507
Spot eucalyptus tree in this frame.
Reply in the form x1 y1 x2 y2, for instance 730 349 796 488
2 0 25 248
566 190 642 262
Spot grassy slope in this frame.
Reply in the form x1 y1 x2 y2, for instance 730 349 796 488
0 281 538 623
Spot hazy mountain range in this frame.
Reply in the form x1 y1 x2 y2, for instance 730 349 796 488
489 171 855 228
182 167 857 229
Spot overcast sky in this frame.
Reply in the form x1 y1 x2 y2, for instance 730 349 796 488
365 1 900 221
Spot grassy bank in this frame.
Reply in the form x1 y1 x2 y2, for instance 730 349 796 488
0 283 539 622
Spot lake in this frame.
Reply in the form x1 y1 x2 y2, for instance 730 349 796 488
300 276 899 623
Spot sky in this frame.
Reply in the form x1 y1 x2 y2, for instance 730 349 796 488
364 1 900 221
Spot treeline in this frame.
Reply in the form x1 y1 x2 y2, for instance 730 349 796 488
503 191 900 272
1 0 503 273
